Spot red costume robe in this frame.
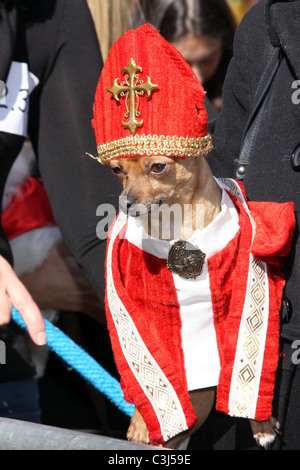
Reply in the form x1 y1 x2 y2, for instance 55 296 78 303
105 178 295 445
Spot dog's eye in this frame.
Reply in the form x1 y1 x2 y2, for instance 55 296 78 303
111 166 123 176
150 163 166 174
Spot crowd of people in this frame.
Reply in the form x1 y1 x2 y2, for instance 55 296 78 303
0 0 299 450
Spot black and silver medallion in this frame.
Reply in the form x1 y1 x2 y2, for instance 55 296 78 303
167 240 206 280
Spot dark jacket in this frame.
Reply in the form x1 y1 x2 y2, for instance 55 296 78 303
197 0 300 450
0 1 120 382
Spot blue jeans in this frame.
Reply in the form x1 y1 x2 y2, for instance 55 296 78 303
0 377 41 423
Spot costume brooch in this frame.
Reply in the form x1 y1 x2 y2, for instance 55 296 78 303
167 240 206 280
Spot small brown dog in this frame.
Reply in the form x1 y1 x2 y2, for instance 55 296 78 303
109 154 280 449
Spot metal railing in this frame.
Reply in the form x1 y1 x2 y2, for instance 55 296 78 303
0 418 160 450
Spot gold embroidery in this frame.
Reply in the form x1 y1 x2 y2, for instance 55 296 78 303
92 133 213 165
228 257 268 419
107 58 158 135
106 214 188 441
218 180 269 419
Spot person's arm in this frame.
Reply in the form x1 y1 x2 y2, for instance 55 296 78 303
0 1 118 340
29 0 121 305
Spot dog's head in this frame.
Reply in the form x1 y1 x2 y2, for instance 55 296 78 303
110 155 202 217
90 24 214 224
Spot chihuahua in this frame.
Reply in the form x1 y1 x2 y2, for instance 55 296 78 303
109 153 280 450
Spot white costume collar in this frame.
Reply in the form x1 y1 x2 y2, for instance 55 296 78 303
125 182 240 260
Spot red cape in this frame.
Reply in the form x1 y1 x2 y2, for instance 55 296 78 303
105 178 295 444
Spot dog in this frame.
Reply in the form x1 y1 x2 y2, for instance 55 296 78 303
108 153 281 449
90 23 293 451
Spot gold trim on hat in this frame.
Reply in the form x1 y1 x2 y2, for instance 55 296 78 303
90 133 213 165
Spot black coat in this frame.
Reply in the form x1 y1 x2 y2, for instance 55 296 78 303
193 0 300 450
0 2 121 382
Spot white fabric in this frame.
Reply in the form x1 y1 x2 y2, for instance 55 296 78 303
125 186 240 390
228 254 269 418
10 226 62 277
0 61 39 137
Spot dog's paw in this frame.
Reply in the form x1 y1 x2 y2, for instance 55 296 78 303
127 407 149 444
250 417 280 449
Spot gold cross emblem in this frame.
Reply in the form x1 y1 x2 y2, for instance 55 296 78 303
107 58 158 135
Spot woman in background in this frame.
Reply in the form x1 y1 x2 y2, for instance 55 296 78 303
132 0 236 112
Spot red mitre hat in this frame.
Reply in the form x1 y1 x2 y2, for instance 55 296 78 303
91 23 212 164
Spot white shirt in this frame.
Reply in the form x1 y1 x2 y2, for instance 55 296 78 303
125 184 240 390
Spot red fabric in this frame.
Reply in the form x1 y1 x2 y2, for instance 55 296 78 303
248 200 294 419
92 24 208 152
105 184 296 441
2 177 56 240
208 195 252 417
255 262 281 419
105 229 197 444
249 200 295 262
209 193 295 420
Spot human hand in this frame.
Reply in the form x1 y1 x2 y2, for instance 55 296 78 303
0 254 46 345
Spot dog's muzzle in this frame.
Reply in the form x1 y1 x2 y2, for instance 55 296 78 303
119 196 164 217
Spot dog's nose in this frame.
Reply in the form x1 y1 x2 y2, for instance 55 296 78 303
119 195 138 214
